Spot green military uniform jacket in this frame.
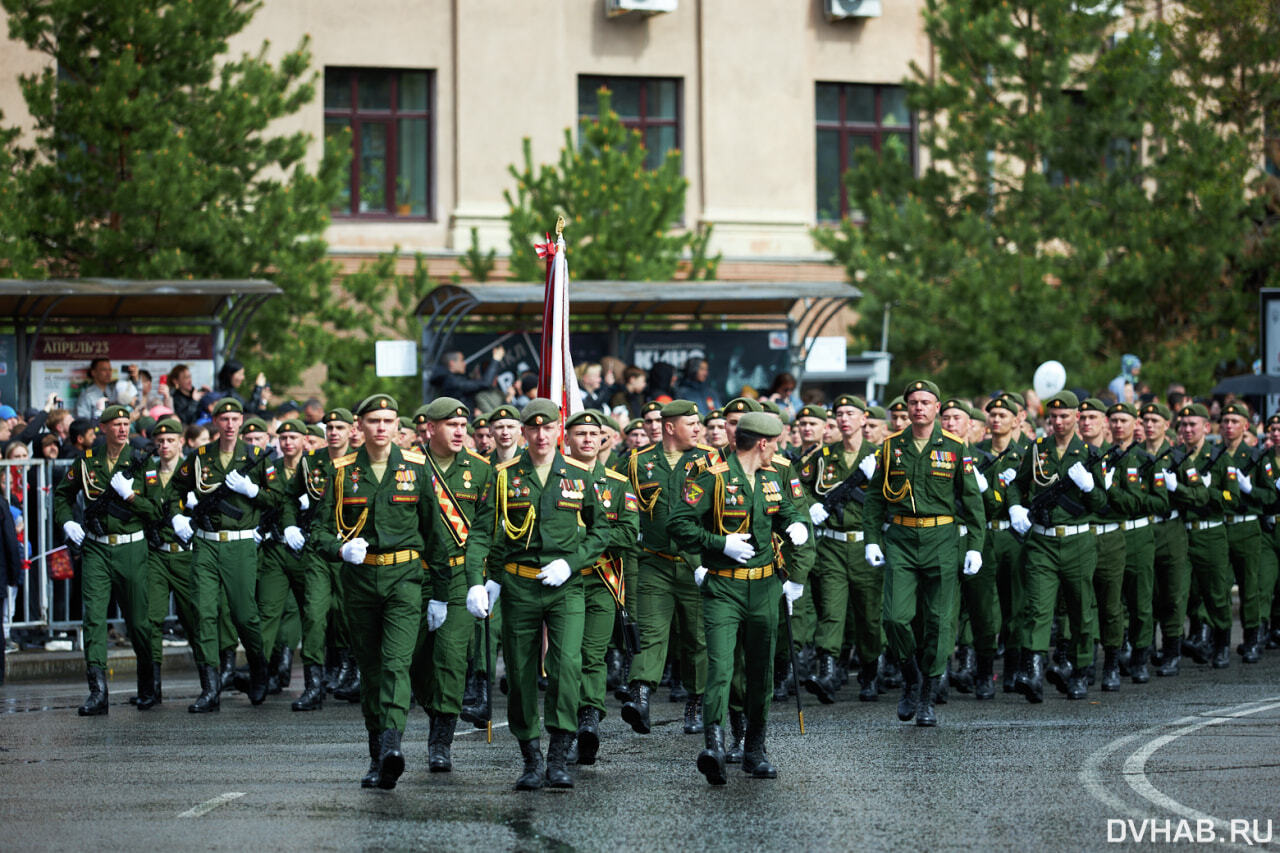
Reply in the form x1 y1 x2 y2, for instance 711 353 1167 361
1172 441 1240 521
422 447 495 599
625 442 721 563
798 439 877 530
54 445 150 535
1003 433 1105 531
259 455 303 542
132 457 188 547
281 447 337 536
168 441 274 532
1223 442 1277 517
974 438 1027 522
864 423 986 553
1084 442 1152 524
593 461 640 564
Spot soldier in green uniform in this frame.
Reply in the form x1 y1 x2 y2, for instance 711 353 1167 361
54 404 157 715
1139 402 1190 675
886 397 910 434
1218 401 1273 662
170 397 274 711
1260 414 1280 650
864 405 888 446
669 411 809 784
641 400 664 446
704 409 728 451
407 397 495 774
479 398 609 791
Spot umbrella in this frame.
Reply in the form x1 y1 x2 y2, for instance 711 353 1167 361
1210 374 1280 396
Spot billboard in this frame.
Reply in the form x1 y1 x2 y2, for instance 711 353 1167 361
31 334 215 413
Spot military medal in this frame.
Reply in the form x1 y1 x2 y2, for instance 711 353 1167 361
350 467 361 493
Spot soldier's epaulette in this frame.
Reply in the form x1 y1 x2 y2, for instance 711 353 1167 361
821 445 832 457
707 461 729 475
85 448 94 458
605 468 628 483
333 452 358 469
198 445 207 456
251 445 263 457
563 456 593 471
942 429 964 443
495 457 521 472
1036 436 1047 446
771 453 793 468
886 428 906 439
696 443 719 455
465 448 489 464
401 448 426 464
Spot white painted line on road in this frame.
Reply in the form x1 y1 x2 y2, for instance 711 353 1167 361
178 792 245 818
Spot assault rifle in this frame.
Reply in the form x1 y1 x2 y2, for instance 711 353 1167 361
190 449 270 532
81 443 155 538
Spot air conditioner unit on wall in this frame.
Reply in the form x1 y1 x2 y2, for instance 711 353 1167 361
606 0 677 17
826 0 882 20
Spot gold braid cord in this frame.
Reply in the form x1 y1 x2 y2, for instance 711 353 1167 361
713 471 749 535
629 453 661 516
1032 444 1059 488
79 459 105 501
193 455 222 496
812 453 833 497
880 435 913 510
495 467 536 545
333 466 368 544
301 456 325 500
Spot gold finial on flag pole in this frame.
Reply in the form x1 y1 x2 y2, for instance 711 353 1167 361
555 215 566 239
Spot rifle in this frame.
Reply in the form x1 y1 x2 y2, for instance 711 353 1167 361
1138 444 1185 478
189 449 270 532
819 466 871 517
976 443 1016 476
81 443 156 538
1026 473 1089 529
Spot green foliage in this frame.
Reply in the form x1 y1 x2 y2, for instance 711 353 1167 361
504 88 719 282
459 227 496 283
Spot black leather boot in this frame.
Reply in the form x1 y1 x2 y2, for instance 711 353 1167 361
621 682 651 734
878 652 903 689
576 707 601 766
857 660 879 702
605 648 624 692
217 648 237 691
1016 652 1045 704
135 659 159 711
153 661 163 705
277 645 293 689
334 654 362 702
1046 645 1073 695
1266 621 1280 650
1130 646 1150 683
515 739 545 791
460 676 490 730
683 694 704 734
326 647 348 693
1156 636 1181 677
669 672 689 703
804 652 838 705
1211 628 1231 669
613 654 632 702
77 665 109 716
428 713 456 773
1004 648 1021 694
1241 627 1261 664
361 731 381 788
1066 665 1088 700
726 710 745 764
974 654 996 700
1116 634 1133 677
292 664 325 711
266 645 284 695
247 651 270 705
916 677 938 726
1184 622 1211 664
461 661 479 707
932 668 950 705
1100 647 1121 692
742 722 777 778
377 729 405 789
188 663 221 713
772 658 793 702
951 645 976 694
545 731 574 789
696 724 727 785
896 656 921 721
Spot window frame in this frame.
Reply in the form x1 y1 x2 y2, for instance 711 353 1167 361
577 74 683 172
815 82 917 223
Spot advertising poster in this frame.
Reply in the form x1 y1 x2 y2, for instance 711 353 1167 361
31 334 215 413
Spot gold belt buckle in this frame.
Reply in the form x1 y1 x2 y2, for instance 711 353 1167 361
1054 526 1066 537
107 534 118 545
219 531 229 542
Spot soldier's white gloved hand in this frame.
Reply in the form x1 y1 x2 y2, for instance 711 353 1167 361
781 580 804 615
786 522 809 547
339 537 368 564
722 533 755 564
858 454 877 478
1009 505 1032 535
298 493 310 511
466 584 489 619
1233 467 1253 495
426 600 448 632
185 491 198 509
1202 473 1212 488
809 504 829 526
1104 468 1115 491
225 469 259 499
963 550 983 576
865 543 885 567
1067 461 1094 493
537 558 571 587
999 467 1018 487
253 529 263 545
1160 470 1177 493
110 471 134 500
62 520 85 546
694 566 708 586
172 515 194 542
484 579 502 607
974 469 989 494
283 525 306 551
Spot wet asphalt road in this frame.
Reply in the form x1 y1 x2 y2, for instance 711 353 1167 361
1 650 1278 852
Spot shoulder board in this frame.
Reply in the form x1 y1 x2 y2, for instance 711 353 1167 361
707 461 729 475
401 449 426 464
85 449 93 458
941 429 964 443
197 445 207 456
251 445 263 457
333 452 358 469
801 447 823 465
696 443 717 453
886 428 906 439
1036 436 1046 446
821 445 832 457
465 449 490 464
495 457 521 472
563 456 593 471
771 453 792 467
605 468 628 483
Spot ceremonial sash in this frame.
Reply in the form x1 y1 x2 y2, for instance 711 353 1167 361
426 455 469 548
593 553 626 608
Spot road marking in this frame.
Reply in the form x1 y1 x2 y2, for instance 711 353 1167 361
178 792 245 818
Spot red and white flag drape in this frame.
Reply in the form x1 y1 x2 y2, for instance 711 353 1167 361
536 225 582 422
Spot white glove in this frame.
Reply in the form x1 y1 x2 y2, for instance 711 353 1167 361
298 493 310 511
185 490 198 509
426 600 448 632
283 525 306 551
536 558 571 587
694 566 708 586
1104 468 1115 490
63 520 85 546
782 579 803 614
722 533 756 564
485 579 502 608
1067 461 1094 493
974 469 989 494
858 454 877 478
466 584 489 619
339 537 368 564
809 503 829 526
224 469 259 499
998 467 1018 487
1233 467 1253 495
865 543 885 567
253 529 263 545
963 550 982 576
1202 473 1212 488
1009 505 1032 535
172 514 194 542
1160 470 1177 493
110 471 134 500
786 522 808 546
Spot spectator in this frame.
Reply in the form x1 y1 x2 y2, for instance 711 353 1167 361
5 442 28 512
215 359 271 413
47 407 72 444
512 369 540 408
74 357 138 419
39 433 60 461
648 362 677 404
579 362 609 411
183 423 210 453
135 368 170 410
430 347 506 411
600 355 627 402
614 366 648 418
301 398 324 425
1 500 22 657
675 356 721 413
167 363 207 424
63 418 97 458
764 372 801 418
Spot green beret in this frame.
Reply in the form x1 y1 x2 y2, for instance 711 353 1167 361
737 411 783 438
240 417 268 434
1107 402 1138 418
796 405 829 421
867 405 887 421
1078 398 1108 413
1267 413 1280 428
641 400 665 415
887 396 907 412
625 418 645 434
211 397 242 417
941 398 968 415
308 423 326 438
759 399 781 416
488 404 521 424
324 407 354 425
723 397 763 414
986 396 1018 415
398 417 414 430
970 407 987 423
706 408 725 423
152 417 182 436
1221 401 1250 419
566 409 606 430
135 416 156 434
521 398 560 426
275 418 306 435
355 394 399 417
1140 402 1173 421
422 397 469 423
1178 402 1210 419
661 400 699 419
1045 391 1080 410
832 394 868 413
903 379 941 400
1002 390 1026 409
473 416 489 429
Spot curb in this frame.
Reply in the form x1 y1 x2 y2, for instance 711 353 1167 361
3 645 204 683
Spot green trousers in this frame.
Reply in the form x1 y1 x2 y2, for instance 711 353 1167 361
1121 525 1157 650
1022 530 1097 667
410 564 473 716
146 545 202 666
470 598 502 676
1152 520 1190 643
958 542 1001 657
631 554 706 693
500 573 584 740
882 524 960 678
81 538 153 670
343 558 422 735
303 550 346 663
192 537 263 665
1186 525 1233 632
579 572 618 714
811 533 882 662
1224 519 1261 630
987 526 1025 649
1260 522 1280 626
1092 529 1127 650
257 542 308 661
702 572 779 728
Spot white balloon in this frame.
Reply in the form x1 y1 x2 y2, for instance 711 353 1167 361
1033 360 1067 400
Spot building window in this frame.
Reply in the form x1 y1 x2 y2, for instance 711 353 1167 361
815 82 915 222
578 76 681 170
324 68 433 219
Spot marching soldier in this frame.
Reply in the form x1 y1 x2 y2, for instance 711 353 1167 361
53 404 157 714
864 405 888 446
1218 401 1272 663
704 409 728 451
472 415 495 457
1261 414 1280 650
1078 397 1129 692
487 404 523 466
1140 401 1190 675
